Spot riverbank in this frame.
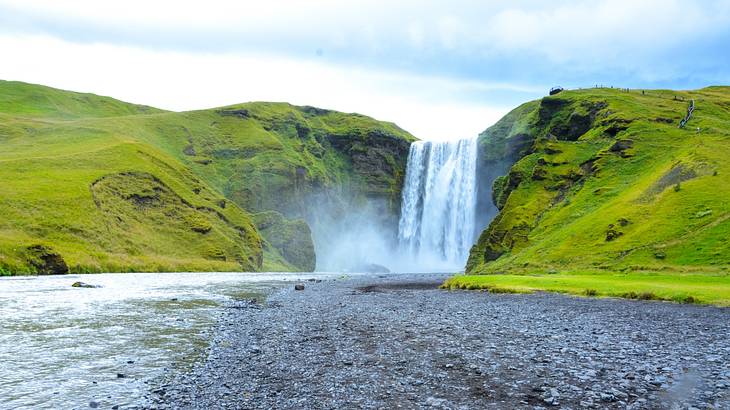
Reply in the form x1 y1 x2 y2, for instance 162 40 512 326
153 273 730 409
443 271 730 306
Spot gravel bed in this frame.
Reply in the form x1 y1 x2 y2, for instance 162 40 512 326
152 273 730 409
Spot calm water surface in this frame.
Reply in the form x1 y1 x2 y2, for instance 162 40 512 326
0 271 336 409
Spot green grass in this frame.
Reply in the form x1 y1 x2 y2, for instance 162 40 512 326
0 80 414 274
468 86 730 276
443 271 730 306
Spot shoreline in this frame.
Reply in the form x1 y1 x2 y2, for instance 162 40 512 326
152 273 730 409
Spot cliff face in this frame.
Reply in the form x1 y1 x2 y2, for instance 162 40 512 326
467 87 730 275
0 81 415 274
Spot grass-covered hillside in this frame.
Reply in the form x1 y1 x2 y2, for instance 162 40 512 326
0 80 415 274
467 86 730 278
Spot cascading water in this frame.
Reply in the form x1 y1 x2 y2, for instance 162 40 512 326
397 137 478 270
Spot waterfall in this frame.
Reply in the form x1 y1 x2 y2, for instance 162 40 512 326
397 137 478 270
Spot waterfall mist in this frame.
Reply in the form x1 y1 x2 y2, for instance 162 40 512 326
305 193 405 272
397 138 479 271
303 137 482 273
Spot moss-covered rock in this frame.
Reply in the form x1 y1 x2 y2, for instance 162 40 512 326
253 211 315 272
25 244 69 275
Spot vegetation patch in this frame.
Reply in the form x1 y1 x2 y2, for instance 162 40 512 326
24 244 69 275
443 272 730 306
253 211 315 272
468 86 730 276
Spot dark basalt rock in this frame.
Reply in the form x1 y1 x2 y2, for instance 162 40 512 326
71 281 101 288
183 144 196 156
531 166 548 181
299 106 332 116
25 244 69 275
605 224 623 241
609 139 634 157
541 99 608 141
602 118 632 137
294 284 305 291
217 109 249 119
580 158 598 176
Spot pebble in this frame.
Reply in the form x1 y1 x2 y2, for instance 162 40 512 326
152 273 730 409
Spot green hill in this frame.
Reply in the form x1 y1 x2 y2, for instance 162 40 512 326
0 80 415 274
456 86 730 303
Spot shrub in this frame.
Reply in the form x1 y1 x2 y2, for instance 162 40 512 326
637 292 657 300
489 287 516 294
584 288 598 296
675 295 699 304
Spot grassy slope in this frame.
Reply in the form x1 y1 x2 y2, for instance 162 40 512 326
0 80 415 274
117 102 415 217
85 101 415 271
462 86 730 304
0 81 263 273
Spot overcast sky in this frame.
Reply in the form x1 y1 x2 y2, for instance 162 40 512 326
1 0 729 140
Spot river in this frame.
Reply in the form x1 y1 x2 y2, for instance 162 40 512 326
0 271 337 409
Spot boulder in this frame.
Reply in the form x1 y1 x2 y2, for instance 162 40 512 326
72 281 101 288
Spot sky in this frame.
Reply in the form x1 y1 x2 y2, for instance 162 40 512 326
1 0 729 140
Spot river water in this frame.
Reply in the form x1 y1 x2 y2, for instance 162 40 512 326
0 272 336 409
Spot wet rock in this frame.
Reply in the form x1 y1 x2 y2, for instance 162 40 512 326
294 284 305 291
72 282 101 288
117 373 126 378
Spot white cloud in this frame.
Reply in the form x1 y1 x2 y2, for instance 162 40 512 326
485 0 711 61
0 34 510 140
0 0 727 140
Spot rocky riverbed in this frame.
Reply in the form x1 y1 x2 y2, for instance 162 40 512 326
152 273 730 409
